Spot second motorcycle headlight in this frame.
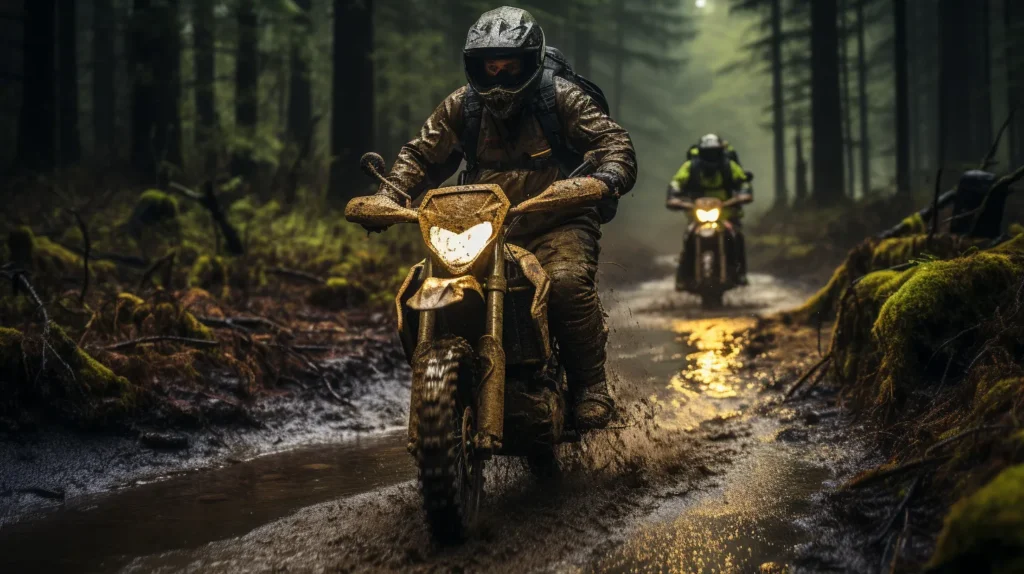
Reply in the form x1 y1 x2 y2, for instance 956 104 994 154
428 221 494 268
696 208 720 223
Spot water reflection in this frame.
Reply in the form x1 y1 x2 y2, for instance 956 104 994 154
669 318 750 400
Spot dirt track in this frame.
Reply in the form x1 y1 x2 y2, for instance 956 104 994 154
2 271 881 573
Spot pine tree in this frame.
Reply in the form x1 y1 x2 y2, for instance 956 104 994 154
330 0 375 201
15 0 57 172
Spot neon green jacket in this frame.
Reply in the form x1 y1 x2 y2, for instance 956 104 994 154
670 159 750 220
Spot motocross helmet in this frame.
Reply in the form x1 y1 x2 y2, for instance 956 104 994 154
697 133 726 165
464 7 546 119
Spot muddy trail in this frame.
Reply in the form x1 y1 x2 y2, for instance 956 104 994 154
0 267 884 573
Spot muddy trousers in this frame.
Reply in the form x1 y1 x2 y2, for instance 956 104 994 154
514 224 609 397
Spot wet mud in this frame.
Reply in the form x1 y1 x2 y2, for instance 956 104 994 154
1 266 882 573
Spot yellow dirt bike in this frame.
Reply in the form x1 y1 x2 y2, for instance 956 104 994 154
346 153 605 543
667 195 747 309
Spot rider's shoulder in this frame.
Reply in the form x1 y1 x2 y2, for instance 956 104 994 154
437 86 469 118
551 76 589 108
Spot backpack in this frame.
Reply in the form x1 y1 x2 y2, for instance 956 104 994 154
460 47 618 222
683 157 737 196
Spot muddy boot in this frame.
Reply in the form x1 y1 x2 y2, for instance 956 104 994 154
573 382 616 431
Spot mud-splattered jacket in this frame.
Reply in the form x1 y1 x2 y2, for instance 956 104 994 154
377 79 638 238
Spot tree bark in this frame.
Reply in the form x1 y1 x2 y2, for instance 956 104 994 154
57 0 80 167
234 0 259 176
130 0 156 174
93 0 116 163
287 0 313 145
838 0 855 197
573 4 592 78
938 0 992 174
15 0 56 173
154 0 182 170
1008 0 1024 166
893 0 910 195
193 0 218 177
770 0 787 209
855 0 869 197
611 0 626 120
330 0 375 202
810 0 846 203
795 128 809 205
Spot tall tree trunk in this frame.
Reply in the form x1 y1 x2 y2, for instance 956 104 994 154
234 0 259 176
573 4 592 77
893 0 910 195
838 0 855 197
611 0 626 119
57 0 80 167
330 0 375 202
93 0 116 163
810 0 846 203
193 0 218 177
1008 0 1024 167
287 0 313 145
794 128 809 205
153 0 182 170
938 0 992 175
130 0 157 174
855 0 869 197
770 0 787 209
15 0 56 173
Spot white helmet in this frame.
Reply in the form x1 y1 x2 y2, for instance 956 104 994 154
697 133 725 164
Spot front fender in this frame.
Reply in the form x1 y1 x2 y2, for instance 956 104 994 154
407 275 485 311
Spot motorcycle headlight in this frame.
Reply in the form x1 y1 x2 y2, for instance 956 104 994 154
696 208 720 223
429 221 494 268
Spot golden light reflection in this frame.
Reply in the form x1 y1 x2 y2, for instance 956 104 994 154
667 318 753 401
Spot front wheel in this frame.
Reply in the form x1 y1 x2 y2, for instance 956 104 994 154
700 288 724 310
416 337 484 544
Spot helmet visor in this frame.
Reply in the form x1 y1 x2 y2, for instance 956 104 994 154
699 147 725 164
466 52 541 93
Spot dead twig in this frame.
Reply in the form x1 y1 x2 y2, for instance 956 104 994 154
784 353 832 401
139 251 176 289
168 181 244 255
871 476 920 544
929 167 943 239
101 336 221 351
979 108 1017 171
268 266 326 285
1 265 50 374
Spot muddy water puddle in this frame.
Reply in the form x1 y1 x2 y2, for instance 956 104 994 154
0 432 413 573
1 272 839 573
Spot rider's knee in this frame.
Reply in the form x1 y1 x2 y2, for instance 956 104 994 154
546 261 594 302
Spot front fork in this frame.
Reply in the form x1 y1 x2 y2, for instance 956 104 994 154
476 237 507 455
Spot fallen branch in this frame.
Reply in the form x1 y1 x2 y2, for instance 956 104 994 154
1 265 50 374
923 424 1010 457
69 210 91 305
102 336 221 351
199 315 289 333
268 266 326 285
846 455 951 490
784 353 832 401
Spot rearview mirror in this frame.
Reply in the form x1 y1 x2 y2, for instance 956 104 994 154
361 152 387 181
509 177 606 216
345 195 419 226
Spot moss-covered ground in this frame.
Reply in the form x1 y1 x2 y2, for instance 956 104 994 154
0 185 418 429
787 222 1024 571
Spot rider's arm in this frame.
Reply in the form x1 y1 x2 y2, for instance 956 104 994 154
555 78 637 197
730 161 753 203
666 161 691 206
378 87 467 203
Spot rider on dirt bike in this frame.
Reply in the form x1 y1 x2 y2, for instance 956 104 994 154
364 7 637 435
667 133 753 287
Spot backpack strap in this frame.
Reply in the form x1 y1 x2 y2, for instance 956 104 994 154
461 85 484 174
529 70 583 177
